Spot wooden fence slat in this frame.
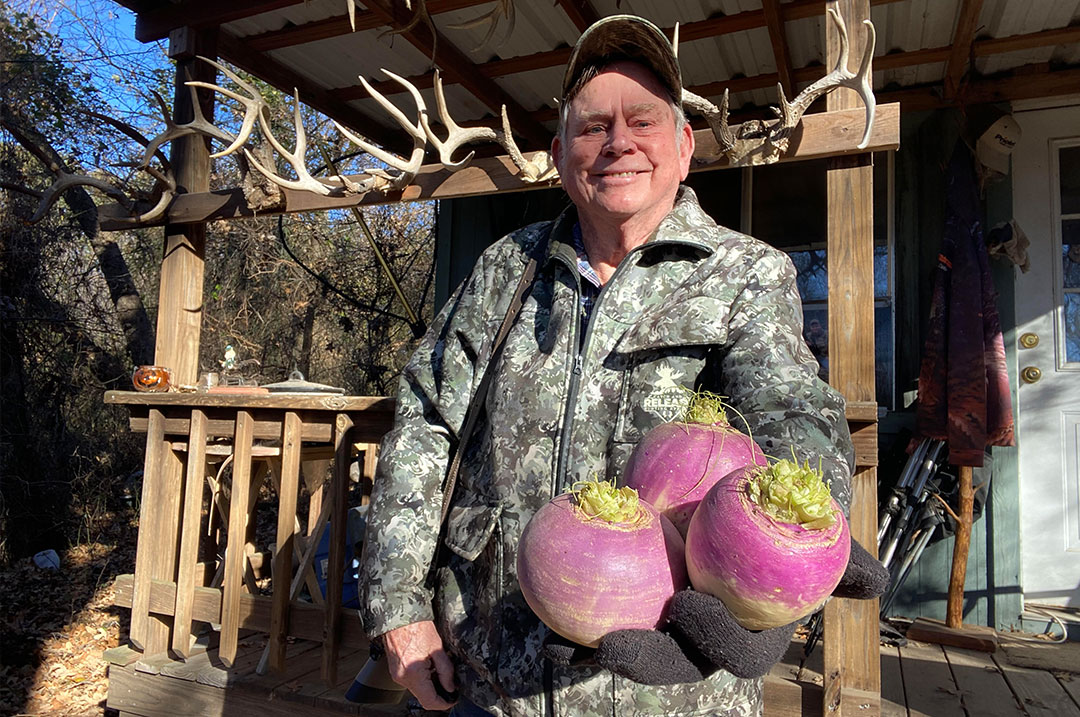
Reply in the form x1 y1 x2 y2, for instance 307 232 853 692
221 410 255 665
130 409 172 653
321 413 354 685
111 573 369 648
172 408 209 657
270 412 304 672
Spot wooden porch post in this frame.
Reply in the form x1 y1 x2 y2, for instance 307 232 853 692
823 0 881 714
129 27 216 656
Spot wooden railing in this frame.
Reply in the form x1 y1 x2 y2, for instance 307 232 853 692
105 391 394 685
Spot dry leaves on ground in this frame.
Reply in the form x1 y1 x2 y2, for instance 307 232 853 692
0 520 136 717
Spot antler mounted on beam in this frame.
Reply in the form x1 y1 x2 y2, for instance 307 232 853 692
683 8 876 166
33 6 882 228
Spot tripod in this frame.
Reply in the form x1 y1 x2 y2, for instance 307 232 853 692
804 438 949 656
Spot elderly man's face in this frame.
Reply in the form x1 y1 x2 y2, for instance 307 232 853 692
553 61 694 233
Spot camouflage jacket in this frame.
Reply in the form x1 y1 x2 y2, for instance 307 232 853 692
359 187 854 717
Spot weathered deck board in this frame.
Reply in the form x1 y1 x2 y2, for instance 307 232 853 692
944 645 1023 716
899 642 966 716
105 634 1080 717
1060 672 1080 708
880 644 906 717
994 654 1080 717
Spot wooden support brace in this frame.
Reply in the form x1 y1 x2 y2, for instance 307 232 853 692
172 408 209 657
220 410 255 665
321 413 354 685
269 411 303 672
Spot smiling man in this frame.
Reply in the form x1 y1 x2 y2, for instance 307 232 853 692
359 15 881 717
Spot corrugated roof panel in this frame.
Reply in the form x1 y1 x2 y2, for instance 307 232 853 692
435 2 577 65
200 0 1078 151
493 66 563 114
225 0 345 38
977 0 1080 76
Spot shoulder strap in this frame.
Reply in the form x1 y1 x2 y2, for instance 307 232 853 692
438 234 548 525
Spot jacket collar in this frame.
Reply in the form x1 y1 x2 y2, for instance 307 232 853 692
545 185 719 270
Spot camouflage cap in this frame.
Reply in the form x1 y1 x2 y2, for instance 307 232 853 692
562 15 682 103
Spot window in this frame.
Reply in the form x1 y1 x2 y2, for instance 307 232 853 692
1056 142 1080 364
743 153 895 409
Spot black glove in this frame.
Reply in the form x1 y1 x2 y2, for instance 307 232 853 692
596 590 796 683
572 537 888 686
832 537 890 600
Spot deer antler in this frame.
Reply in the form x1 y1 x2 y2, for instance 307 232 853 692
142 85 234 168
238 89 345 196
775 9 876 150
445 0 516 51
27 172 132 224
683 9 876 166
184 57 268 158
333 69 428 193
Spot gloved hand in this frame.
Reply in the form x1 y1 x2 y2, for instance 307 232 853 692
831 536 890 600
545 537 889 685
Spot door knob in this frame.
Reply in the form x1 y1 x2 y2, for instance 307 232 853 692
1019 333 1039 349
1021 366 1042 384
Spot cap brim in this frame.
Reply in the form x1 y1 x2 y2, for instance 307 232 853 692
563 15 681 101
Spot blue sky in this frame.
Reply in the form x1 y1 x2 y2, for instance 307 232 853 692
15 0 171 119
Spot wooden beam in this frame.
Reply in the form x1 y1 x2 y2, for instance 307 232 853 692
357 0 552 149
555 0 601 33
215 31 409 156
944 0 986 99
974 25 1080 57
243 0 494 52
823 3 880 716
99 103 899 228
332 0 905 102
157 31 215 386
135 0 303 43
762 0 796 98
879 65 1080 112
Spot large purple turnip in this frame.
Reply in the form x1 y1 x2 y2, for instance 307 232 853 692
624 391 767 537
685 457 850 630
517 479 688 647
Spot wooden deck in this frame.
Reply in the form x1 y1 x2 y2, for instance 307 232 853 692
105 633 1080 716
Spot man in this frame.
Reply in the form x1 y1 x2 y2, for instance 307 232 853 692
360 15 882 716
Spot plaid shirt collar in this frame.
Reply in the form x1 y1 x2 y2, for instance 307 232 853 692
572 223 602 290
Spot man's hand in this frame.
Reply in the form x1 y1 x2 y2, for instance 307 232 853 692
381 620 459 709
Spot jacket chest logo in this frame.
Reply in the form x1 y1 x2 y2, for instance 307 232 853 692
640 366 689 423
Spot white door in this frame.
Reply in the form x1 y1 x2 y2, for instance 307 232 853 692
1013 102 1080 608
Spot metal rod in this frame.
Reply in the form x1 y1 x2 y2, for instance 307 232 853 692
318 147 426 338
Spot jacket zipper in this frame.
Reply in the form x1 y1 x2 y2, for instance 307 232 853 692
552 250 638 494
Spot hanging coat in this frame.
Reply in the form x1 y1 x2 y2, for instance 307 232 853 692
915 143 1014 467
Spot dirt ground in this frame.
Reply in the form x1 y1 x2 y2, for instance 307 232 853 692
0 518 136 717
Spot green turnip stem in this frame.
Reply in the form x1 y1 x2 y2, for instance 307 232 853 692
746 458 836 529
683 389 729 425
573 479 644 523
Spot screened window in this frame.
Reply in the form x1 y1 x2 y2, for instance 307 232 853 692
744 153 895 409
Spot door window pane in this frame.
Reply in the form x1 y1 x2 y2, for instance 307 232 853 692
1063 220 1080 289
1060 146 1080 215
1065 293 1080 363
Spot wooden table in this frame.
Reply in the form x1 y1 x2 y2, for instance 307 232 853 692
105 390 395 684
